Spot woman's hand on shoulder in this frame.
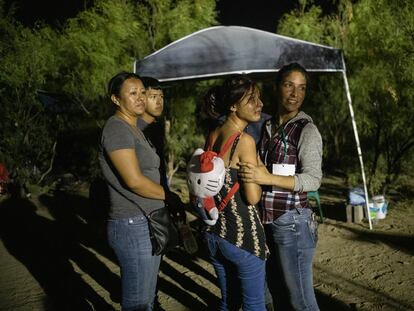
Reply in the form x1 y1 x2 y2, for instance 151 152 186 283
238 154 271 186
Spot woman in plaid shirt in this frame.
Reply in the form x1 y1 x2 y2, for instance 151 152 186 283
239 63 322 311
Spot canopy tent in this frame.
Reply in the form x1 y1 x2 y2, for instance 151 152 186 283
134 26 373 229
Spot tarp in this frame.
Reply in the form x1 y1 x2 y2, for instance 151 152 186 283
133 26 373 230
134 26 343 81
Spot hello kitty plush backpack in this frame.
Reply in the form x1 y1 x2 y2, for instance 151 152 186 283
187 132 241 225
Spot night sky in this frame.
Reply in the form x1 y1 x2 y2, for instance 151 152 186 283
4 0 90 27
217 0 295 32
4 0 296 33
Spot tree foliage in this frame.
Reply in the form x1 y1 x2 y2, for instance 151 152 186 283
0 0 218 191
277 0 414 195
54 0 147 120
0 6 59 187
347 0 414 194
131 0 218 179
4 0 411 198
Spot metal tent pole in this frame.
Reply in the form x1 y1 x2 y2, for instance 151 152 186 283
341 52 372 230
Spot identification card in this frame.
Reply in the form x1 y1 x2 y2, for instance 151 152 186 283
272 164 295 193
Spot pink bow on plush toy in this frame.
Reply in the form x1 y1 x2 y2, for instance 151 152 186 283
187 133 241 226
199 150 217 172
187 148 226 225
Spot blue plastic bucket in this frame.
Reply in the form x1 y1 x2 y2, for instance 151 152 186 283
369 202 379 219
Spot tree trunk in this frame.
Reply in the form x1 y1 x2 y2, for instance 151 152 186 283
368 102 382 191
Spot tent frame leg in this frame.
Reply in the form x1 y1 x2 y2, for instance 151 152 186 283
341 52 372 230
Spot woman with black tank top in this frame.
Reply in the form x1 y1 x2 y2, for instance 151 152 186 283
202 75 268 311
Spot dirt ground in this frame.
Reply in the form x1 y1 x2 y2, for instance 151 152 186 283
0 174 413 311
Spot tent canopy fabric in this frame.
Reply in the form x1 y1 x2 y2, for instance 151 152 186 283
134 26 344 82
133 25 373 230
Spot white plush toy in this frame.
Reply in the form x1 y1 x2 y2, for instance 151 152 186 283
187 148 226 225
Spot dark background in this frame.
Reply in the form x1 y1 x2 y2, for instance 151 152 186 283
4 0 296 32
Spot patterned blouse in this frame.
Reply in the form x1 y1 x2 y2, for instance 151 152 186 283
207 167 268 260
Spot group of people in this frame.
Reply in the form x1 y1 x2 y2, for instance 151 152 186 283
99 62 322 311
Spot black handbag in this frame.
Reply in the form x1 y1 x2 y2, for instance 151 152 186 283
118 119 179 255
146 207 179 256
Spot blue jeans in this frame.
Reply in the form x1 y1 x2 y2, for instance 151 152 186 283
205 232 266 311
107 216 161 311
265 208 319 311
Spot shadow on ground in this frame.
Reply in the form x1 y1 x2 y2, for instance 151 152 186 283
332 222 414 256
0 194 115 310
0 182 369 311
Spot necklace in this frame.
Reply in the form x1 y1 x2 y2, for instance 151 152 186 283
228 117 243 134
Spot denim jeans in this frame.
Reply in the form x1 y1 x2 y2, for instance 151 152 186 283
265 208 319 311
204 232 266 311
107 216 161 311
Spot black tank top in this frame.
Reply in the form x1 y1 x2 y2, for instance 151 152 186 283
206 134 268 260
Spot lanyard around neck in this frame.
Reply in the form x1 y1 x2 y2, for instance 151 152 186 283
262 122 288 165
277 112 298 162
278 126 287 162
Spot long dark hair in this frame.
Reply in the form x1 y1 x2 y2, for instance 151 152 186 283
276 63 309 88
203 75 257 119
107 71 142 97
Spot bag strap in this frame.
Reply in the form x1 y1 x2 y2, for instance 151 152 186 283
112 116 160 217
218 182 240 211
218 132 241 159
202 131 243 212
226 134 241 167
218 133 242 211
205 131 240 156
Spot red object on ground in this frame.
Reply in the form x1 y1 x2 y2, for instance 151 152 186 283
0 163 10 194
0 163 10 183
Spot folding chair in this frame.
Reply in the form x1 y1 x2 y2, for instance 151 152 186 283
307 190 324 223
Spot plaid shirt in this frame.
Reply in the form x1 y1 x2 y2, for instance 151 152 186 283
259 117 310 223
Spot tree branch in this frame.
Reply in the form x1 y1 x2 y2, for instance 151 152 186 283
37 140 57 185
